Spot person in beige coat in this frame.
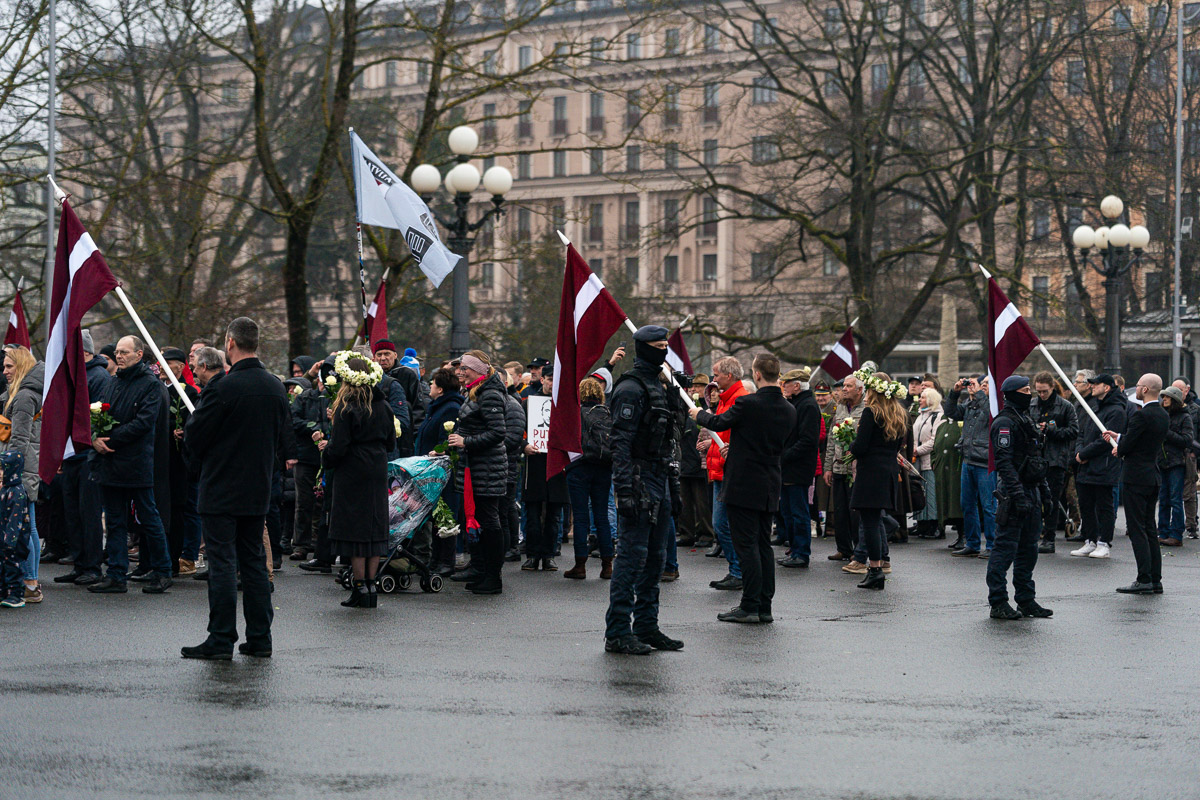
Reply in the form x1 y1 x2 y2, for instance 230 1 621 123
911 388 945 538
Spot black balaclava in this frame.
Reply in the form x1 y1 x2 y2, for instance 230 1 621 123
1004 390 1032 412
636 339 667 367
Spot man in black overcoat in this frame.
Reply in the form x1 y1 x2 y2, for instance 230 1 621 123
181 318 296 660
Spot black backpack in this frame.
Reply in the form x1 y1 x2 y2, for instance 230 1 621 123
581 404 613 466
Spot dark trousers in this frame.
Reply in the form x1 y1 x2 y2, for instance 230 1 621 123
40 477 67 556
780 483 811 561
61 458 103 574
1077 482 1116 544
499 482 518 553
202 513 272 649
292 462 319 549
1040 467 1067 542
678 476 713 540
831 474 859 556
264 470 283 557
314 482 333 564
473 494 503 580
1124 482 1162 584
605 471 670 639
567 463 614 559
1157 465 1185 540
524 500 564 558
726 503 775 614
101 485 171 581
987 489 1041 606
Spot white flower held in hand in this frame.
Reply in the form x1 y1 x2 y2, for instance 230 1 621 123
326 375 338 386
89 402 101 412
443 421 455 432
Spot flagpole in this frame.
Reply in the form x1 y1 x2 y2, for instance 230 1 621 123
112 286 194 413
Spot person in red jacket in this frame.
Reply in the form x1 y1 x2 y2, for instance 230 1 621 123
706 357 750 591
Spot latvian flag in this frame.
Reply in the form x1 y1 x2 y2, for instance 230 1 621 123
986 277 1041 469
817 325 859 381
366 278 389 351
5 286 30 349
38 198 118 483
547 244 627 476
665 326 693 375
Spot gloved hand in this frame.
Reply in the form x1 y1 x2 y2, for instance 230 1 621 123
1013 492 1034 516
616 492 639 520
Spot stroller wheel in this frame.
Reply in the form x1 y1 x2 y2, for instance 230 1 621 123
398 574 413 591
338 569 352 590
427 574 443 593
378 574 397 594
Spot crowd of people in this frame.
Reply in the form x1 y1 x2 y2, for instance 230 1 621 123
0 316 1192 656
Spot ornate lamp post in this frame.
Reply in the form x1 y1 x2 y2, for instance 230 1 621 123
1071 195 1151 373
410 126 514 357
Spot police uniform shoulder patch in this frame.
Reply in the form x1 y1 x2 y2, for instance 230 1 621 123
998 427 1010 448
619 404 635 420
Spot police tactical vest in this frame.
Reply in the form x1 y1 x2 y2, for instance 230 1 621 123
614 370 674 461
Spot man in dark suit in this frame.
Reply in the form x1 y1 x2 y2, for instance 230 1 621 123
690 353 796 623
181 318 296 660
779 367 821 568
1105 373 1170 595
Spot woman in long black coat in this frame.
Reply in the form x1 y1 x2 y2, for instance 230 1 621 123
849 372 907 591
323 356 396 608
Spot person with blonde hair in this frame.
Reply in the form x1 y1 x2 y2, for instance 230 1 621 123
0 346 44 602
911 386 945 539
848 370 907 590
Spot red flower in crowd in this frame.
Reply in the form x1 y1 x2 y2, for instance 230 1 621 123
101 403 111 411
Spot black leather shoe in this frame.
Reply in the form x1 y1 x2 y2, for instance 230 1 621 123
710 575 743 590
770 535 787 546
1153 582 1164 594
704 543 723 558
1116 581 1156 594
948 536 965 550
718 606 762 624
521 558 539 571
759 610 774 623
450 568 483 583
541 558 558 571
1018 601 1053 618
605 635 652 655
778 556 809 568
141 574 173 594
181 640 233 660
951 547 980 557
238 642 272 658
87 577 127 593
129 569 154 583
192 568 209 581
990 601 1022 620
53 571 84 584
504 548 522 562
74 572 102 586
467 578 502 595
857 567 886 590
297 559 332 574
1037 541 1055 554
637 630 684 651
342 581 367 607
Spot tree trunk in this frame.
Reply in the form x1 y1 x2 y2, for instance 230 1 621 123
938 294 959 390
283 222 312 357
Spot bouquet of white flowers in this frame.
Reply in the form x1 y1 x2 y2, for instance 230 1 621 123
831 417 858 465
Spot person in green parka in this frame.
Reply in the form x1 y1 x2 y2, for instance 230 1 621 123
931 416 964 547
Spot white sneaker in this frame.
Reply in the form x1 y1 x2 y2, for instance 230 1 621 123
1070 541 1097 557
1089 542 1111 558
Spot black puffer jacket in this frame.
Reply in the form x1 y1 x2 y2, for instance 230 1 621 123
1030 393 1079 470
1160 403 1195 470
502 392 526 485
455 371 508 497
1075 391 1128 486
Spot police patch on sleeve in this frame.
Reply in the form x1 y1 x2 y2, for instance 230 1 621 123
997 427 1010 448
619 404 635 420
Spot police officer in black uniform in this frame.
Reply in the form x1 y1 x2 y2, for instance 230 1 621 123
987 375 1053 620
604 326 686 655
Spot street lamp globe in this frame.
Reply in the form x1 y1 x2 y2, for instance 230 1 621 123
1100 195 1124 220
447 126 479 157
482 165 513 197
1072 225 1096 250
442 168 458 193
1129 225 1150 249
411 163 442 195
1094 225 1111 250
1108 223 1131 248
448 162 481 193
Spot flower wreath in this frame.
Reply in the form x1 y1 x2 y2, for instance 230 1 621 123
332 350 384 387
853 366 905 400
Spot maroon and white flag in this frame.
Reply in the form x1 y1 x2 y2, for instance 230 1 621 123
4 287 30 349
986 277 1041 470
665 326 693 375
547 244 627 477
39 198 119 482
817 325 858 381
366 278 389 351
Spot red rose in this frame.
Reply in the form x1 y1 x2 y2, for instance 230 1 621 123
101 403 111 411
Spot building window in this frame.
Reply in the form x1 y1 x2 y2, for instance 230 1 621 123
589 92 605 132
1189 50 1200 87
824 6 843 35
1034 203 1050 238
1111 56 1130 94
1032 275 1049 319
517 208 531 241
519 45 533 70
222 80 237 104
479 217 495 250
589 148 604 175
625 257 640 282
386 61 399 86
701 196 718 237
1113 6 1132 28
704 24 721 52
518 152 532 179
1149 122 1167 154
1148 54 1167 88
752 76 778 105
587 204 605 242
907 0 924 20
590 37 605 63
750 312 774 338
663 255 679 283
872 63 888 95
908 63 925 99
663 28 680 56
664 142 680 169
627 33 641 60
553 150 567 177
626 89 642 128
703 83 720 123
626 144 641 172
221 176 236 194
1067 60 1085 95
517 100 533 138
481 261 495 288
824 71 840 97
703 138 719 166
664 85 680 127
417 61 430 84
482 50 498 75
624 201 640 240
702 253 718 281
752 136 780 164
588 258 604 277
663 198 680 237
1146 271 1166 311
1150 4 1168 27
482 102 497 142
823 250 837 275
751 251 775 279
552 96 568 136
550 203 567 233
753 18 776 46
1189 2 1200 25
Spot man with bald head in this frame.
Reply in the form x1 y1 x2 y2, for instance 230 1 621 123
1105 374 1170 594
1171 377 1200 538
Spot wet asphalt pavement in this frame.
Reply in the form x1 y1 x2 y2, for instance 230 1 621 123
2 525 1198 800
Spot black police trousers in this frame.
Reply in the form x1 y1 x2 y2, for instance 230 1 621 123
986 488 1040 607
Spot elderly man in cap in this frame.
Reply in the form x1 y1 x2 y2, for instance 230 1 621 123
779 367 821 567
986 375 1052 620
520 357 551 399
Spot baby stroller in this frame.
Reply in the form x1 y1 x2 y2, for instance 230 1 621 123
338 455 451 595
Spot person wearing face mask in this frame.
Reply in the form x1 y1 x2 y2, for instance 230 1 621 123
986 375 1052 621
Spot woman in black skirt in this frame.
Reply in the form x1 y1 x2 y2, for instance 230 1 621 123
323 353 396 608
849 371 908 590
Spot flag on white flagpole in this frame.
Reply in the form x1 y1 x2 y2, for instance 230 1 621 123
817 325 859 381
350 130 460 288
986 276 1041 469
365 278 388 350
5 287 30 349
665 326 693 375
